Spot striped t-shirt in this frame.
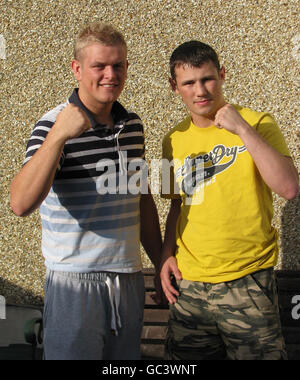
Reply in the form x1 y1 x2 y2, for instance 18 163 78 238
24 89 146 273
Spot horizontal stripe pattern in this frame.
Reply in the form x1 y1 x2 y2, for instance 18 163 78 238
24 92 145 272
42 225 142 272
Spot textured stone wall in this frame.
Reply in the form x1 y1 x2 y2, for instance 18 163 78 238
0 0 299 305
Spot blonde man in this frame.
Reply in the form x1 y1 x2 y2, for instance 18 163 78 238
10 23 162 360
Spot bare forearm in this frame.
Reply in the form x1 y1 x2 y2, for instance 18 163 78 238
215 104 299 200
10 104 92 217
140 192 162 269
160 199 182 303
239 124 299 199
10 130 65 216
161 199 181 263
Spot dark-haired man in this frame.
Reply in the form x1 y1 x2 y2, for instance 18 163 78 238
160 41 299 360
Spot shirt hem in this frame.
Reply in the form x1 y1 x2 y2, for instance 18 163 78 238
44 262 143 274
180 263 275 284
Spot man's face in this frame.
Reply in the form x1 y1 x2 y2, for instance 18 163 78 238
170 61 226 126
72 43 128 112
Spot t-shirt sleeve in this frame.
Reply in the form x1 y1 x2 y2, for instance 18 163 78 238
255 113 291 157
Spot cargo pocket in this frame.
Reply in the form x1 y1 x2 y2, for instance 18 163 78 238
248 268 278 315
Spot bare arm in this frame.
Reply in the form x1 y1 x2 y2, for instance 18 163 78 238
140 189 166 304
160 198 182 304
215 104 299 200
140 190 162 270
10 104 91 217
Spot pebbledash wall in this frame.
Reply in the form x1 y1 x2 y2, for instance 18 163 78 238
0 0 299 306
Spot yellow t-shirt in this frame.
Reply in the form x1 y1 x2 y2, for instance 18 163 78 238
162 105 291 283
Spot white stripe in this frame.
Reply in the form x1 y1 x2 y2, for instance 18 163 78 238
26 144 43 153
67 146 117 158
42 224 139 237
47 190 99 198
39 103 67 123
42 236 137 251
66 131 143 145
43 249 139 265
46 188 142 198
40 210 139 224
67 132 115 144
125 118 141 125
118 131 143 138
33 126 51 133
119 144 143 150
28 135 45 142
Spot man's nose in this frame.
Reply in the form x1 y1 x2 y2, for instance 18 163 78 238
195 81 207 97
103 65 116 79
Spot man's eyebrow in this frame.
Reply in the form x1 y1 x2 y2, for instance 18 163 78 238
91 60 125 66
181 79 195 84
182 75 216 84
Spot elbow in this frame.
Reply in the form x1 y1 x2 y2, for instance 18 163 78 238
282 182 299 200
285 188 299 201
10 193 32 217
10 200 29 217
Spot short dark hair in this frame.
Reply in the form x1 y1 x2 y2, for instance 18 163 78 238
170 41 221 80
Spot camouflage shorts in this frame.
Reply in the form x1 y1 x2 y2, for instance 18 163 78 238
165 268 287 360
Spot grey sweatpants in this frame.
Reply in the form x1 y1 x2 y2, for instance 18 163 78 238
43 270 145 360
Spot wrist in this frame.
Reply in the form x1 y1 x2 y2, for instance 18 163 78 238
160 249 175 267
46 124 68 148
237 120 252 138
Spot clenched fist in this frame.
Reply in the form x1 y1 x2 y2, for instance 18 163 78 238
214 103 250 135
52 103 92 142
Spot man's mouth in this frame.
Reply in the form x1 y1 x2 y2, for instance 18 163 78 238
194 99 211 105
100 83 118 88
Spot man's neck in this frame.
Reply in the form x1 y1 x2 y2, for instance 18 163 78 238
191 115 215 128
78 89 114 127
94 113 114 128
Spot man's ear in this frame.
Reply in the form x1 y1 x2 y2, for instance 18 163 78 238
125 59 129 80
169 77 177 93
71 60 82 81
219 66 226 81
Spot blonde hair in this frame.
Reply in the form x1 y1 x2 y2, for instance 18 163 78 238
74 22 127 60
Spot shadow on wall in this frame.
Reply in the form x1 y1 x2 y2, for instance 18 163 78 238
281 193 300 270
0 277 43 307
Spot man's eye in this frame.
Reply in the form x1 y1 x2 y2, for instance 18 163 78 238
114 64 124 70
203 77 215 83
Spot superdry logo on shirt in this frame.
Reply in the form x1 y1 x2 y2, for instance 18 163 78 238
176 144 247 196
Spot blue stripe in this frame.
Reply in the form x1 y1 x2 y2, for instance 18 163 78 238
41 215 140 233
44 192 139 206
